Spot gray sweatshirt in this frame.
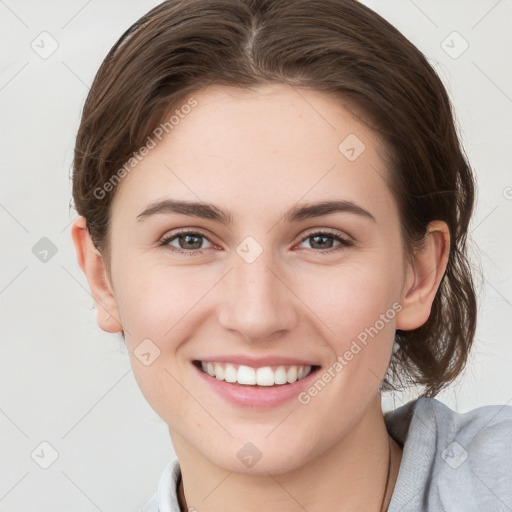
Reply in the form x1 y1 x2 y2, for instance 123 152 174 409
141 397 512 512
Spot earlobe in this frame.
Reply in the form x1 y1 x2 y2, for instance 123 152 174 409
71 216 123 334
396 221 450 330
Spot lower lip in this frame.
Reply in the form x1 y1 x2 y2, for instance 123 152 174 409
193 362 321 408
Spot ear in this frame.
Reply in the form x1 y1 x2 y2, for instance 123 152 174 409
395 220 450 330
71 215 123 333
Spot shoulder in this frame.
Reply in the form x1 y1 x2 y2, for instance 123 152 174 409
414 395 512 434
140 458 181 512
414 397 512 461
424 397 512 509
386 395 512 446
386 397 512 511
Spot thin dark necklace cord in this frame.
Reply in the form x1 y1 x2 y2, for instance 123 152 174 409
177 435 394 512
379 434 393 512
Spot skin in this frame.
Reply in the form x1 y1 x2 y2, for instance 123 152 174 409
72 83 450 512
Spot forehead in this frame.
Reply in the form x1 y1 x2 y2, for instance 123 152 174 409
111 83 395 223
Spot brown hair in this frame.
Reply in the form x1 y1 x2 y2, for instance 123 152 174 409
72 0 477 398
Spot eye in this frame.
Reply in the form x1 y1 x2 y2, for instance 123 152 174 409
159 228 353 256
159 230 213 255
296 230 353 254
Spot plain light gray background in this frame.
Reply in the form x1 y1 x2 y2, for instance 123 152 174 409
1 0 511 510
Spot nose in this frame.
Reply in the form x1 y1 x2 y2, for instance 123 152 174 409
217 251 299 344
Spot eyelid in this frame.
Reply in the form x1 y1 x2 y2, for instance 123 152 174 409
299 227 353 244
159 227 216 244
159 227 352 246
159 226 354 259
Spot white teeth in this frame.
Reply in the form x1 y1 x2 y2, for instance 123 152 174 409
286 366 297 383
199 362 313 386
256 367 275 386
214 364 225 381
237 365 256 385
224 364 237 383
274 366 288 385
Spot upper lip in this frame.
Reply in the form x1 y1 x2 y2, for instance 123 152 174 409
194 355 320 367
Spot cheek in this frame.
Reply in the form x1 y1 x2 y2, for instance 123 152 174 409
298 254 403 401
114 258 209 342
291 267 400 429
114 262 217 413
114 265 199 418
305 261 401 339
115 243 403 354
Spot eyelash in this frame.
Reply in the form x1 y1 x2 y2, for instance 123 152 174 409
158 229 353 256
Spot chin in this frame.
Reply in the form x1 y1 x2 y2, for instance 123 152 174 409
204 435 314 476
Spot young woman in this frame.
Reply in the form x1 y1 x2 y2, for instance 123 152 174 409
70 1 512 511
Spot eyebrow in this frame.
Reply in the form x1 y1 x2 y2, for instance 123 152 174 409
136 199 376 224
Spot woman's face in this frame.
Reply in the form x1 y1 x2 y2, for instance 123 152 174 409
106 83 409 474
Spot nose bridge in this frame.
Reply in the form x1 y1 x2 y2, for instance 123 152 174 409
218 244 297 342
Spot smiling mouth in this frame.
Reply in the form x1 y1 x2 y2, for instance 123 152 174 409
193 360 321 387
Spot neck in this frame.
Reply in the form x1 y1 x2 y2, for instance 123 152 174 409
174 394 402 512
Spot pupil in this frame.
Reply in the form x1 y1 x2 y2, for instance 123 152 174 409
182 234 201 249
312 235 331 249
